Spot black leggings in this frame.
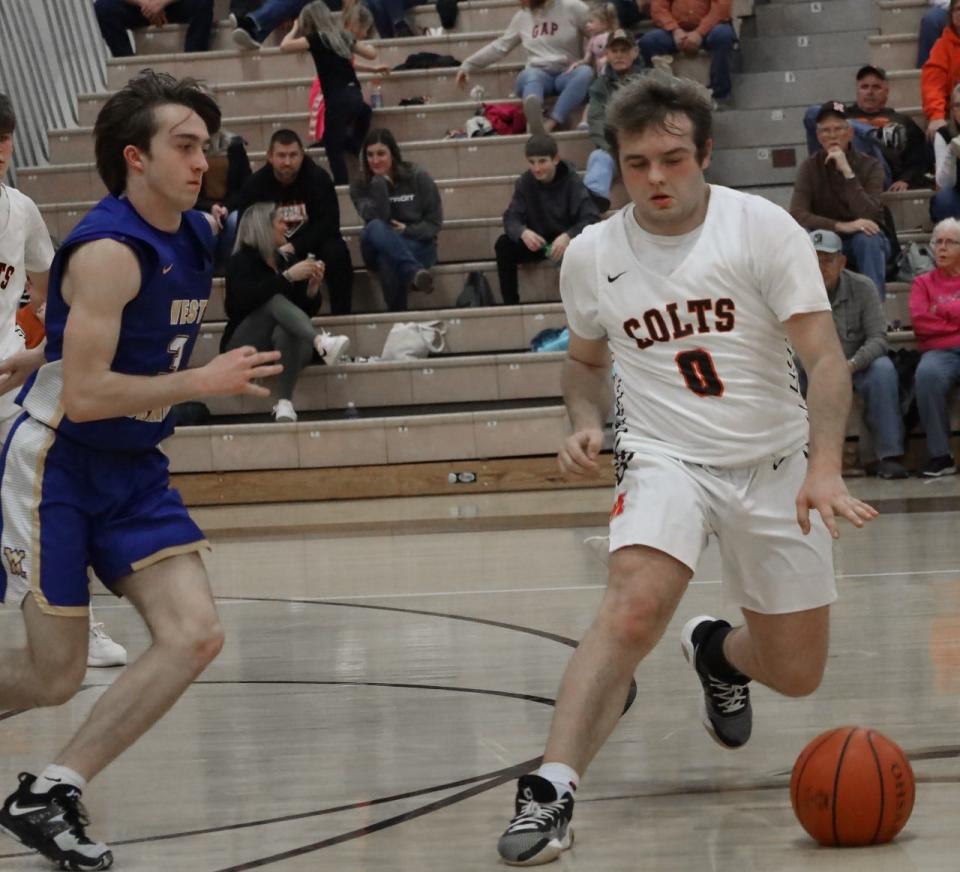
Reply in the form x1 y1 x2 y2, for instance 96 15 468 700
322 84 372 185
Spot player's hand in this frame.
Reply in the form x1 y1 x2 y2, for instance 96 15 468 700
521 229 547 252
558 427 603 477
199 347 283 397
0 347 45 397
549 233 571 261
795 472 878 539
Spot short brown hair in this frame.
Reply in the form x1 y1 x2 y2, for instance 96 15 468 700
604 71 713 162
0 93 15 135
94 69 221 196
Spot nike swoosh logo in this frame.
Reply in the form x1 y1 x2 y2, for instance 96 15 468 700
8 800 47 815
162 264 174 275
607 271 627 282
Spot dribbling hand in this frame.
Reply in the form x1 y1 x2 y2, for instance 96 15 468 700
795 472 878 539
558 428 603 477
200 347 283 397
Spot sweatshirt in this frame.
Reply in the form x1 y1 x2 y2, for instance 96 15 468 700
909 268 960 351
587 60 646 151
789 147 885 231
502 160 601 242
234 155 343 258
461 0 590 74
349 164 443 241
922 24 960 124
651 0 732 35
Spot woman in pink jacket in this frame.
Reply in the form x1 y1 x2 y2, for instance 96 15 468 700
910 216 960 475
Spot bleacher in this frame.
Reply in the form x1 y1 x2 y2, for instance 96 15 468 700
14 0 960 503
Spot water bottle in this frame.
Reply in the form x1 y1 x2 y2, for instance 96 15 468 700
371 80 383 109
470 84 485 102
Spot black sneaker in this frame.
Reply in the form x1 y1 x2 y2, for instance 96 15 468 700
497 774 573 866
231 15 261 49
0 773 112 870
875 458 909 480
681 615 752 749
920 455 957 477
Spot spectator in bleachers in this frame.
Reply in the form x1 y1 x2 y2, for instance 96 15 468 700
918 0 949 68
280 1 382 185
195 129 252 273
224 202 351 422
932 83 960 221
232 0 311 48
583 28 644 211
802 66 929 193
808 230 908 479
454 0 594 135
909 216 960 477
350 129 442 311
235 129 354 313
922 0 960 141
639 0 736 106
94 0 214 56
790 101 890 300
495 134 601 305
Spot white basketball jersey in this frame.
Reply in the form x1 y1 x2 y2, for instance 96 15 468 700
560 185 832 467
0 185 53 361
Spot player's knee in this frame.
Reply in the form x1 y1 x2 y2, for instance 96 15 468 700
190 619 225 669
604 589 670 649
163 616 224 671
771 660 824 698
33 667 85 708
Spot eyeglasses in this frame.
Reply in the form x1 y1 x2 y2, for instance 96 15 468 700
931 238 960 248
817 126 848 136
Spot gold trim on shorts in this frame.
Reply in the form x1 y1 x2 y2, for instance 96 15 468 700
129 539 211 573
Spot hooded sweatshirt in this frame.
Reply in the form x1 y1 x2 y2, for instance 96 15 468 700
502 159 601 241
349 164 443 241
922 23 960 123
461 0 590 74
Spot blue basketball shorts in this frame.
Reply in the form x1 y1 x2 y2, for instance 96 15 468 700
0 415 209 616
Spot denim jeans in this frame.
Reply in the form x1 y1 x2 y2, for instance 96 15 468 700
94 0 214 55
514 65 595 126
842 233 889 300
584 149 616 199
918 7 949 67
639 22 737 100
248 0 311 41
361 219 437 311
931 186 960 223
853 355 904 460
366 0 421 37
915 347 960 458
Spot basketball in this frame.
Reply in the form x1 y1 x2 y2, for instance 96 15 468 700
790 727 915 847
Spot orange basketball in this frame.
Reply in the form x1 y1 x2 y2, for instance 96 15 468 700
790 726 915 847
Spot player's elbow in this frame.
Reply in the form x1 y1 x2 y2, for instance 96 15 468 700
61 390 99 423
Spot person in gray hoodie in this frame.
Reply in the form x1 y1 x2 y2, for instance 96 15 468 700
350 129 443 311
495 133 601 304
584 28 645 210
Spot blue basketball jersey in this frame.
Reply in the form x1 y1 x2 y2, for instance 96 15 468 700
18 195 214 452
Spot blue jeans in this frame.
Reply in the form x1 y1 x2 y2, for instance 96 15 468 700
931 186 960 222
94 0 214 55
915 347 960 458
365 0 420 36
248 0 311 41
842 233 889 300
802 107 893 189
515 65 594 126
214 210 240 274
853 355 904 460
639 22 737 100
361 219 437 311
585 149 616 199
918 7 949 67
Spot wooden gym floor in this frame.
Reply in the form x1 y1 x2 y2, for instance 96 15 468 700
0 475 958 870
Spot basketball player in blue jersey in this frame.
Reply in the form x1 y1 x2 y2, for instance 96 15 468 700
0 71 282 870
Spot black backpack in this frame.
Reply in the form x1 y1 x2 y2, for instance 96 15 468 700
456 270 495 307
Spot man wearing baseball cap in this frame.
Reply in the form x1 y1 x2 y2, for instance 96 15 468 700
583 29 646 211
808 229 908 479
801 66 929 193
791 101 891 300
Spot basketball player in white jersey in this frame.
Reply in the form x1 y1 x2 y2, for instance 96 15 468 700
0 93 127 669
496 72 879 866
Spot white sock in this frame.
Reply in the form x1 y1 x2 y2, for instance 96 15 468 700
31 765 86 795
537 762 579 798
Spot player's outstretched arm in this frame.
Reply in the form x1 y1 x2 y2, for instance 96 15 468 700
61 239 282 423
786 310 879 538
558 331 611 477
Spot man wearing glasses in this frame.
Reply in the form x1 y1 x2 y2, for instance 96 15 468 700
790 101 890 301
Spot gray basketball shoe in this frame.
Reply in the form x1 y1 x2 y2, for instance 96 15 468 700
497 774 573 866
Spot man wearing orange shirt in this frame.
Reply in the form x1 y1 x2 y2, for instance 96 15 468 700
639 0 737 104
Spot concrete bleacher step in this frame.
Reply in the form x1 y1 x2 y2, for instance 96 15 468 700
105 30 501 90
749 0 878 37
189 303 567 368
878 0 927 37
732 66 863 108
132 0 521 55
739 31 877 73
869 32 919 72
886 69 920 108
163 402 571 473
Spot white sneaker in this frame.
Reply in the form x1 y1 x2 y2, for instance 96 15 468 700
272 398 297 422
87 622 127 668
315 332 350 366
